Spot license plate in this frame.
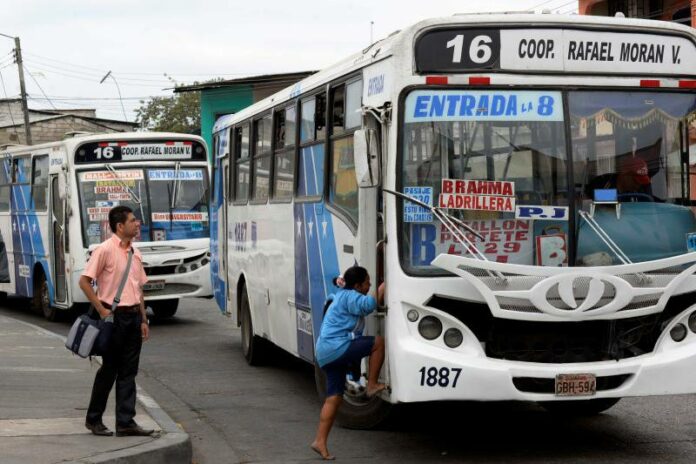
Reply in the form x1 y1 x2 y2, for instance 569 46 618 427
555 373 596 397
143 280 165 291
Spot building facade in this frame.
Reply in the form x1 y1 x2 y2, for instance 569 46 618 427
175 71 315 157
0 99 137 147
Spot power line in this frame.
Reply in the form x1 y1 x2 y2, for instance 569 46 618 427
24 58 172 84
30 95 155 101
527 0 566 11
550 0 579 11
23 51 266 78
0 69 20 139
23 64 78 132
20 62 169 88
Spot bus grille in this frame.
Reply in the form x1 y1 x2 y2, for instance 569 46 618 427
426 292 696 363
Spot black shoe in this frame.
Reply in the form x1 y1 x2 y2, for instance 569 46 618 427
85 421 114 436
115 423 155 437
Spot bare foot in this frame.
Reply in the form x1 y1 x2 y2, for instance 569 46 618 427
366 383 386 398
310 442 335 460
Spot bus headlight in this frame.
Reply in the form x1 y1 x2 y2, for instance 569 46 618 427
443 328 463 348
407 309 420 322
418 316 442 340
670 323 687 342
689 312 696 333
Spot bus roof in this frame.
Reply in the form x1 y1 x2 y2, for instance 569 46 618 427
213 13 696 134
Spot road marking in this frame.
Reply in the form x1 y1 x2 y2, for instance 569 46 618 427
0 366 82 373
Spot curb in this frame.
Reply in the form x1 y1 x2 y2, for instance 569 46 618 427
10 317 192 464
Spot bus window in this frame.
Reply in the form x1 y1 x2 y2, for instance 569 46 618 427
0 158 10 211
273 106 295 201
31 155 49 212
300 98 316 143
235 124 250 203
297 94 327 199
332 85 345 136
252 115 272 202
329 80 362 226
345 80 362 129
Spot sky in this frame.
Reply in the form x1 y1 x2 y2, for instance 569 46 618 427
0 0 579 123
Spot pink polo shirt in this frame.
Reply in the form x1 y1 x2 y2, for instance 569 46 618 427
82 234 148 307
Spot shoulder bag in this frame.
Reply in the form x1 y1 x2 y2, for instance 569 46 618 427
65 248 134 358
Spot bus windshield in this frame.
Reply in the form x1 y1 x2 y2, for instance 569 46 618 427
400 89 696 273
78 166 209 246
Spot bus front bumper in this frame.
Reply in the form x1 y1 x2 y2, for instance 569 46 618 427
142 263 212 300
389 317 696 403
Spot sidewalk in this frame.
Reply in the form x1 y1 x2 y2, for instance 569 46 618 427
0 314 191 464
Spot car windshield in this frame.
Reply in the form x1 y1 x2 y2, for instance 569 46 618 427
399 89 696 274
78 166 209 246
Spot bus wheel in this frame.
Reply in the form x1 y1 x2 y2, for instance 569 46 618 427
240 286 266 365
313 362 392 430
33 272 57 322
150 299 179 319
540 397 621 416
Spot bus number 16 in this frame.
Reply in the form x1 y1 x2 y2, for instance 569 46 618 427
93 146 114 159
419 366 462 388
446 34 493 64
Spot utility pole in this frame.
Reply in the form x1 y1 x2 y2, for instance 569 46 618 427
1 32 32 145
14 36 32 145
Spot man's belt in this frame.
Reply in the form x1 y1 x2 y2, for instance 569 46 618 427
101 302 140 313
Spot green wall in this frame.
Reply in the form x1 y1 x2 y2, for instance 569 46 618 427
200 85 254 160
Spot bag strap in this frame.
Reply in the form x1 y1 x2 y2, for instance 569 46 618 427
111 248 134 311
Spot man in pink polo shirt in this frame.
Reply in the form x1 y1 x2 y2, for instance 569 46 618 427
79 206 153 437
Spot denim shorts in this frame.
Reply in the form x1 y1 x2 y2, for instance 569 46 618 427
322 336 375 397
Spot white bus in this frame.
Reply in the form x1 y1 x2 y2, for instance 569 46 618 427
0 132 212 321
210 13 696 427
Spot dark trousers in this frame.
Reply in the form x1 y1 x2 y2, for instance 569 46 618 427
86 311 142 427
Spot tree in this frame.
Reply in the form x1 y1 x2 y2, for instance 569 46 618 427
136 87 201 134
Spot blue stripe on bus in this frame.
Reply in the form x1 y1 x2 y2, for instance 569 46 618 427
10 164 53 301
211 132 227 312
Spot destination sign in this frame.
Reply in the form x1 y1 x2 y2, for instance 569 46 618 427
404 90 563 123
415 27 696 75
75 140 206 164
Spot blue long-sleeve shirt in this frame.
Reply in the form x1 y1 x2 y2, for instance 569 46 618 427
315 288 377 367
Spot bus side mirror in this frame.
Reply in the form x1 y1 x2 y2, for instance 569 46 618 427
353 129 381 188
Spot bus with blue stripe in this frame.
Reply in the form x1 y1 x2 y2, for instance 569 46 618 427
0 132 211 321
210 13 696 427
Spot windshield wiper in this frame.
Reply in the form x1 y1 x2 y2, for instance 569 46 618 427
166 183 174 231
105 165 141 204
170 161 181 210
383 189 506 282
578 210 650 283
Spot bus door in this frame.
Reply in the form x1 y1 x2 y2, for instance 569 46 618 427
211 131 230 314
353 122 383 327
49 173 68 307
220 151 230 311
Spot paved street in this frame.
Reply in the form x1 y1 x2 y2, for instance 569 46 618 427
3 296 696 463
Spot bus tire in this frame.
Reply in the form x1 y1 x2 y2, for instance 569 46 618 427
150 299 179 319
540 397 621 416
313 362 392 430
33 271 58 322
240 286 266 365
